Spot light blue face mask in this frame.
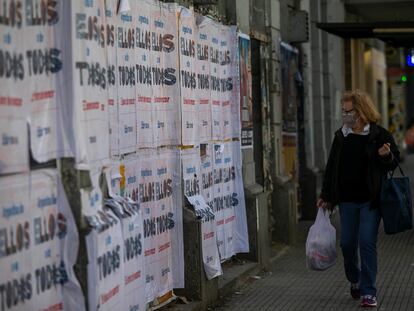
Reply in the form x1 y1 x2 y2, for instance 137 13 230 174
342 113 357 128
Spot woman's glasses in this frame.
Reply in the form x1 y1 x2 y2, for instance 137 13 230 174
342 108 354 116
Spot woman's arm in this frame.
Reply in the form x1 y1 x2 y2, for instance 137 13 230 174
319 136 338 203
378 130 400 172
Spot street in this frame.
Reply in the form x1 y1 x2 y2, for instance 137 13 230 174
214 156 414 311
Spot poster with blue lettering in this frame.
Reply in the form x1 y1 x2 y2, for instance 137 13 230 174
182 148 222 280
212 143 227 259
134 0 154 148
0 170 85 310
137 148 183 302
206 19 222 141
119 204 146 311
116 0 138 154
230 140 249 253
179 8 198 146
27 0 74 163
219 25 233 141
72 0 110 169
220 141 237 259
150 1 180 147
105 0 120 157
200 143 214 214
195 17 212 143
0 1 29 174
86 211 125 311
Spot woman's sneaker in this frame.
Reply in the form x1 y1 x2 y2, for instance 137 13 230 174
360 295 377 308
350 283 361 300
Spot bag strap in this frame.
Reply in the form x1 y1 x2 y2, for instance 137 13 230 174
389 149 405 177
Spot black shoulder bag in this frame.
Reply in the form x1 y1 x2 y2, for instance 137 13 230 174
380 154 413 235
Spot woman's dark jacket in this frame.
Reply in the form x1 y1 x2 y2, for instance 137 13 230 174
320 123 400 209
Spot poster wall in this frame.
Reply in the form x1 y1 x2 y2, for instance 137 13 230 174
0 170 85 311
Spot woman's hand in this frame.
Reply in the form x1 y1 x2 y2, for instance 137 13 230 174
378 143 391 157
317 198 328 209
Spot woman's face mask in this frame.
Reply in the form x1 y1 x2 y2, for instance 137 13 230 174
342 109 357 128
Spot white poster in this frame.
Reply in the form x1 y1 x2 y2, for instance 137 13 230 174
120 209 146 311
212 143 226 259
135 0 154 148
206 19 222 141
179 8 198 146
137 148 183 302
27 0 73 163
195 17 212 143
0 7 29 174
116 1 138 154
106 0 120 157
72 0 110 169
187 195 222 280
0 170 85 310
219 25 233 141
105 197 146 311
150 1 181 147
86 212 124 311
211 141 249 260
231 140 249 253
221 141 238 259
182 148 222 280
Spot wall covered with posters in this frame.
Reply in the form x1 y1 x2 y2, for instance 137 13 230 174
0 0 249 310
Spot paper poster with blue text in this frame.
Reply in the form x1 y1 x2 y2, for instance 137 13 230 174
150 1 181 147
0 2 29 174
86 211 124 311
27 0 74 163
179 8 198 146
195 16 212 143
105 0 120 157
71 0 110 169
231 140 249 253
182 148 222 279
137 148 184 302
0 170 85 310
116 0 138 154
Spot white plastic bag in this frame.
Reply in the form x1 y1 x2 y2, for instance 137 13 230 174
306 208 337 271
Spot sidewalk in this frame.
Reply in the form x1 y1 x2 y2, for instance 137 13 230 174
213 156 414 311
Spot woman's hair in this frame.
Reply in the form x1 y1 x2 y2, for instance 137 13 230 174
341 89 381 124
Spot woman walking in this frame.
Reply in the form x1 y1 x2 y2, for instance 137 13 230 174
317 90 399 308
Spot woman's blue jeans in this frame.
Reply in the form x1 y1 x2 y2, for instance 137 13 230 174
339 202 381 296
